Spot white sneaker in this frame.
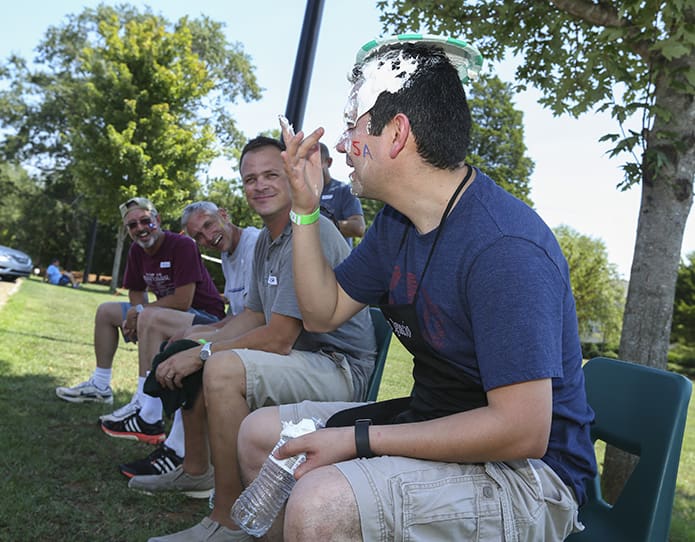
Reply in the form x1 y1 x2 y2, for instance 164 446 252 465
99 394 141 422
55 379 113 404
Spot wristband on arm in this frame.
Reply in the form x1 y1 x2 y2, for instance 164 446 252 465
289 207 320 225
355 418 375 458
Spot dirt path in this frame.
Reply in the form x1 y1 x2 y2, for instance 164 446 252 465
0 279 21 310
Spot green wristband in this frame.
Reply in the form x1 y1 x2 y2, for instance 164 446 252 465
289 207 320 225
197 339 208 345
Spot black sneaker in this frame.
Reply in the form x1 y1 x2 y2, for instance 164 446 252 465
118 444 183 479
100 413 165 445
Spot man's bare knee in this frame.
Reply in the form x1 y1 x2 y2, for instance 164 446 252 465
203 352 245 392
238 407 282 486
285 466 360 542
136 307 158 333
95 302 124 327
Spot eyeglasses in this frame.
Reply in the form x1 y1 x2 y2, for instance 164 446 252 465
126 217 155 230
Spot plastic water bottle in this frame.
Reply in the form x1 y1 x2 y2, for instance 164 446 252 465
231 418 320 537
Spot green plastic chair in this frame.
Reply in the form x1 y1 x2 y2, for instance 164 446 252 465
364 307 393 402
567 356 692 542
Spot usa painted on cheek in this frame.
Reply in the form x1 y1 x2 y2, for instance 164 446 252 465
350 140 373 159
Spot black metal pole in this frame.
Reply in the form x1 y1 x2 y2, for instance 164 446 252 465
284 0 325 134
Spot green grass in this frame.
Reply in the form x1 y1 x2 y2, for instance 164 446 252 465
0 277 692 540
0 277 208 541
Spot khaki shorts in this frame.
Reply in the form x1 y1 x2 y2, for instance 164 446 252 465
235 349 357 411
280 401 584 542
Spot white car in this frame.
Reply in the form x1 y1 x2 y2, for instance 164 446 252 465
0 245 33 282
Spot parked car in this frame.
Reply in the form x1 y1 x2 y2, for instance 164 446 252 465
0 245 33 282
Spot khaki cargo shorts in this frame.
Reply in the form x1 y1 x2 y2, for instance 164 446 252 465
279 400 583 541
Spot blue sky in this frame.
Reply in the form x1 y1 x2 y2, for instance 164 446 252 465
1 0 692 279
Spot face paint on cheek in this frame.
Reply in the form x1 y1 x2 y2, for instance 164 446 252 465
351 140 361 157
362 144 372 160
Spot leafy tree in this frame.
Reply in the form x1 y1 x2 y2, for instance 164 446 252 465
671 252 695 345
0 162 88 270
0 4 261 288
0 163 38 246
378 0 694 502
554 225 625 347
467 75 534 206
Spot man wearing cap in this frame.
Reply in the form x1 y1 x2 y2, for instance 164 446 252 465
237 35 597 541
56 197 225 446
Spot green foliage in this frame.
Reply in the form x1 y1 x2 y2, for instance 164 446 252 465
0 3 261 261
377 0 695 188
0 163 89 269
672 252 695 345
467 75 534 206
553 225 625 346
668 343 695 380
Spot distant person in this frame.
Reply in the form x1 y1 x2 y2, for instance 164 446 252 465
319 142 365 246
55 197 225 448
45 258 79 288
117 201 260 479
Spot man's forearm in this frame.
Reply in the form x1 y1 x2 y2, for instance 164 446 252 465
338 215 366 238
290 221 344 331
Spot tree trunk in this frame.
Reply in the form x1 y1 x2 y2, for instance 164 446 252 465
110 226 126 294
83 217 98 284
606 56 695 503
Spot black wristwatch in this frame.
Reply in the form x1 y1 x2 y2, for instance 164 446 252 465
199 342 213 364
355 418 375 458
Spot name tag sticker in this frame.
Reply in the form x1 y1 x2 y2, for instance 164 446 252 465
160 261 171 268
267 275 278 286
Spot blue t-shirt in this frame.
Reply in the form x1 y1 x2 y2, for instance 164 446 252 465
320 178 364 246
335 168 597 506
46 264 62 285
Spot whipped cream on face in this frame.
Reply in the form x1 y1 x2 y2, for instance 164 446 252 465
344 50 419 128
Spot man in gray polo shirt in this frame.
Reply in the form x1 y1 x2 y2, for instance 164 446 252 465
133 136 377 542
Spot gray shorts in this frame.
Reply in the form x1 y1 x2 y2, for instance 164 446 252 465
234 349 357 410
279 401 584 542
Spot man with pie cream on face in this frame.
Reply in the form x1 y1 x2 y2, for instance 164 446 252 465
238 34 597 541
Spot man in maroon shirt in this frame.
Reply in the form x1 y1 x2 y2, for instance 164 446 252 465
56 197 225 444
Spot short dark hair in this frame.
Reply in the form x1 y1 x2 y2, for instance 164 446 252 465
353 42 471 170
319 142 331 163
239 136 286 170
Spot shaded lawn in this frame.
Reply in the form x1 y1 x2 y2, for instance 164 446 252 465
0 276 692 540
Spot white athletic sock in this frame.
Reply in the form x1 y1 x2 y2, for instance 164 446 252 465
92 367 112 390
136 375 146 398
164 409 186 457
139 393 163 424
